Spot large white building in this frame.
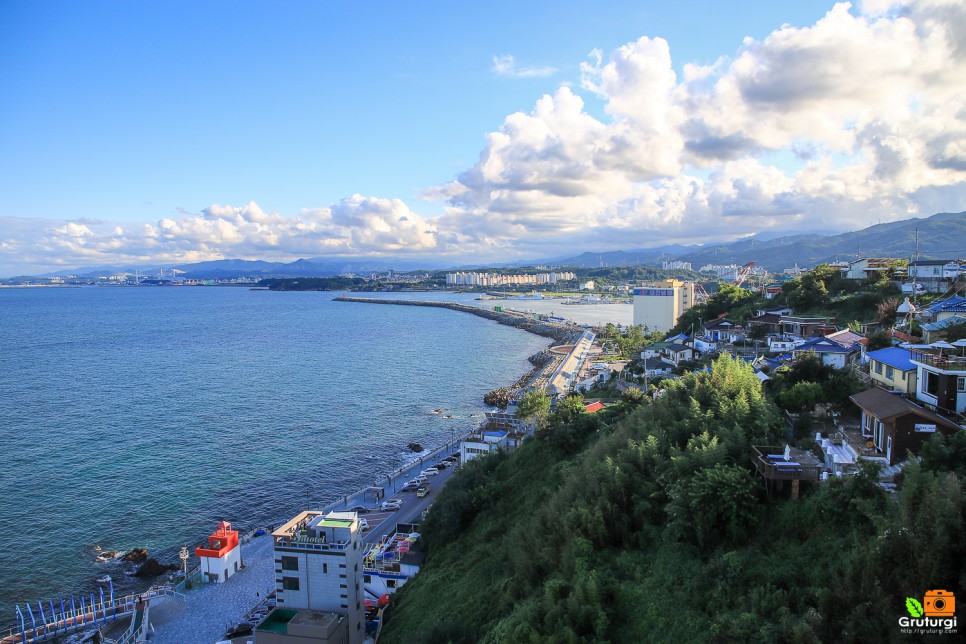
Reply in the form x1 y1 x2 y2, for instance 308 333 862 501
445 271 575 287
632 280 695 333
662 260 692 271
272 510 366 644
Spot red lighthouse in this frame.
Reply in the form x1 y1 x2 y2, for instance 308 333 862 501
195 521 241 583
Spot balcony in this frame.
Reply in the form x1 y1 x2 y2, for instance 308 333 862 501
751 445 822 481
910 350 966 373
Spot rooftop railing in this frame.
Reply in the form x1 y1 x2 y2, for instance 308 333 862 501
910 350 966 372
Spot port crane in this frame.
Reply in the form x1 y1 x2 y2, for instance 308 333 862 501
733 261 756 288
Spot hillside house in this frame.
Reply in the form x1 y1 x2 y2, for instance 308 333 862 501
641 357 675 377
791 337 857 368
850 388 960 465
920 295 966 324
780 315 837 338
910 346 966 415
641 342 672 360
748 313 782 335
825 329 867 361
908 260 963 292
662 343 695 366
866 347 918 394
841 258 898 280
702 317 742 343
920 315 966 342
768 336 799 352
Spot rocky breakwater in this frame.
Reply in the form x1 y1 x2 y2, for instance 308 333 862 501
334 296 577 408
332 296 574 342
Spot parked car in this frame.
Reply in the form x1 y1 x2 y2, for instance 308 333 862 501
420 468 440 476
434 461 449 469
348 505 370 513
358 518 369 531
401 482 419 492
224 622 254 638
381 499 403 511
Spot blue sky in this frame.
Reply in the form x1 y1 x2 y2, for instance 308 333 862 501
1 1 964 275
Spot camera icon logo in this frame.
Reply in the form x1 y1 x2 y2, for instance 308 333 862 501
923 590 956 617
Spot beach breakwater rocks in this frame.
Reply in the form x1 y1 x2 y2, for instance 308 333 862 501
332 296 575 342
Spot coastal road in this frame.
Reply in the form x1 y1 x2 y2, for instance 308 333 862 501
363 462 458 544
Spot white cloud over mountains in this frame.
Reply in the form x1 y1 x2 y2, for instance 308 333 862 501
3 0 964 275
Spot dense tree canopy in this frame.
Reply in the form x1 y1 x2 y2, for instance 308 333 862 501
381 354 966 642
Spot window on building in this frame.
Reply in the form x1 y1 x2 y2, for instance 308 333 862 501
280 556 299 571
364 575 371 583
282 577 300 591
924 371 940 397
323 563 327 574
886 366 894 380
387 580 396 588
959 377 965 393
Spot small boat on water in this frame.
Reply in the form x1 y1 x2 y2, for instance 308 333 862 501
95 575 112 585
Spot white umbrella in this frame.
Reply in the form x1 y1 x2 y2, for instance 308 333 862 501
953 338 966 356
783 444 791 461
930 340 955 354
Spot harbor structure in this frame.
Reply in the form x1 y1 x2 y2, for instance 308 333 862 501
195 520 242 584
271 510 366 644
632 280 695 333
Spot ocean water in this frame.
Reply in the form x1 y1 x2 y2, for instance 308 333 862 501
0 287 549 624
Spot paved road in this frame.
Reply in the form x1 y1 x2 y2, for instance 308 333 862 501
361 462 459 544
317 442 463 544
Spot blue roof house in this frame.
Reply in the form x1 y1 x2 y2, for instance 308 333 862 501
866 347 918 394
791 337 857 369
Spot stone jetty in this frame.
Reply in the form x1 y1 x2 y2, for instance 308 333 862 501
332 296 575 342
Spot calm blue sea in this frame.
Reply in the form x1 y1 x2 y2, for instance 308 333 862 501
0 287 548 623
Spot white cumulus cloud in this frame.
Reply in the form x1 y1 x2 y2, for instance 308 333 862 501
436 0 966 254
492 54 558 79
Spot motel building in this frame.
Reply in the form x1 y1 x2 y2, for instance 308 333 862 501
195 520 242 583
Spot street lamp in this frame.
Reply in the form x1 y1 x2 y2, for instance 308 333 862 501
179 546 191 589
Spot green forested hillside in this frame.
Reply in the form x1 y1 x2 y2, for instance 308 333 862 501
381 356 966 643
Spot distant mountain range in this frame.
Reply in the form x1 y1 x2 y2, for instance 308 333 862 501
40 211 965 279
544 211 965 271
44 256 436 280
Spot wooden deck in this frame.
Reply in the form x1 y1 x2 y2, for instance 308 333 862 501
751 445 822 481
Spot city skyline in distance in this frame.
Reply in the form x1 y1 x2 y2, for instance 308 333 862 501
1 1 964 277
